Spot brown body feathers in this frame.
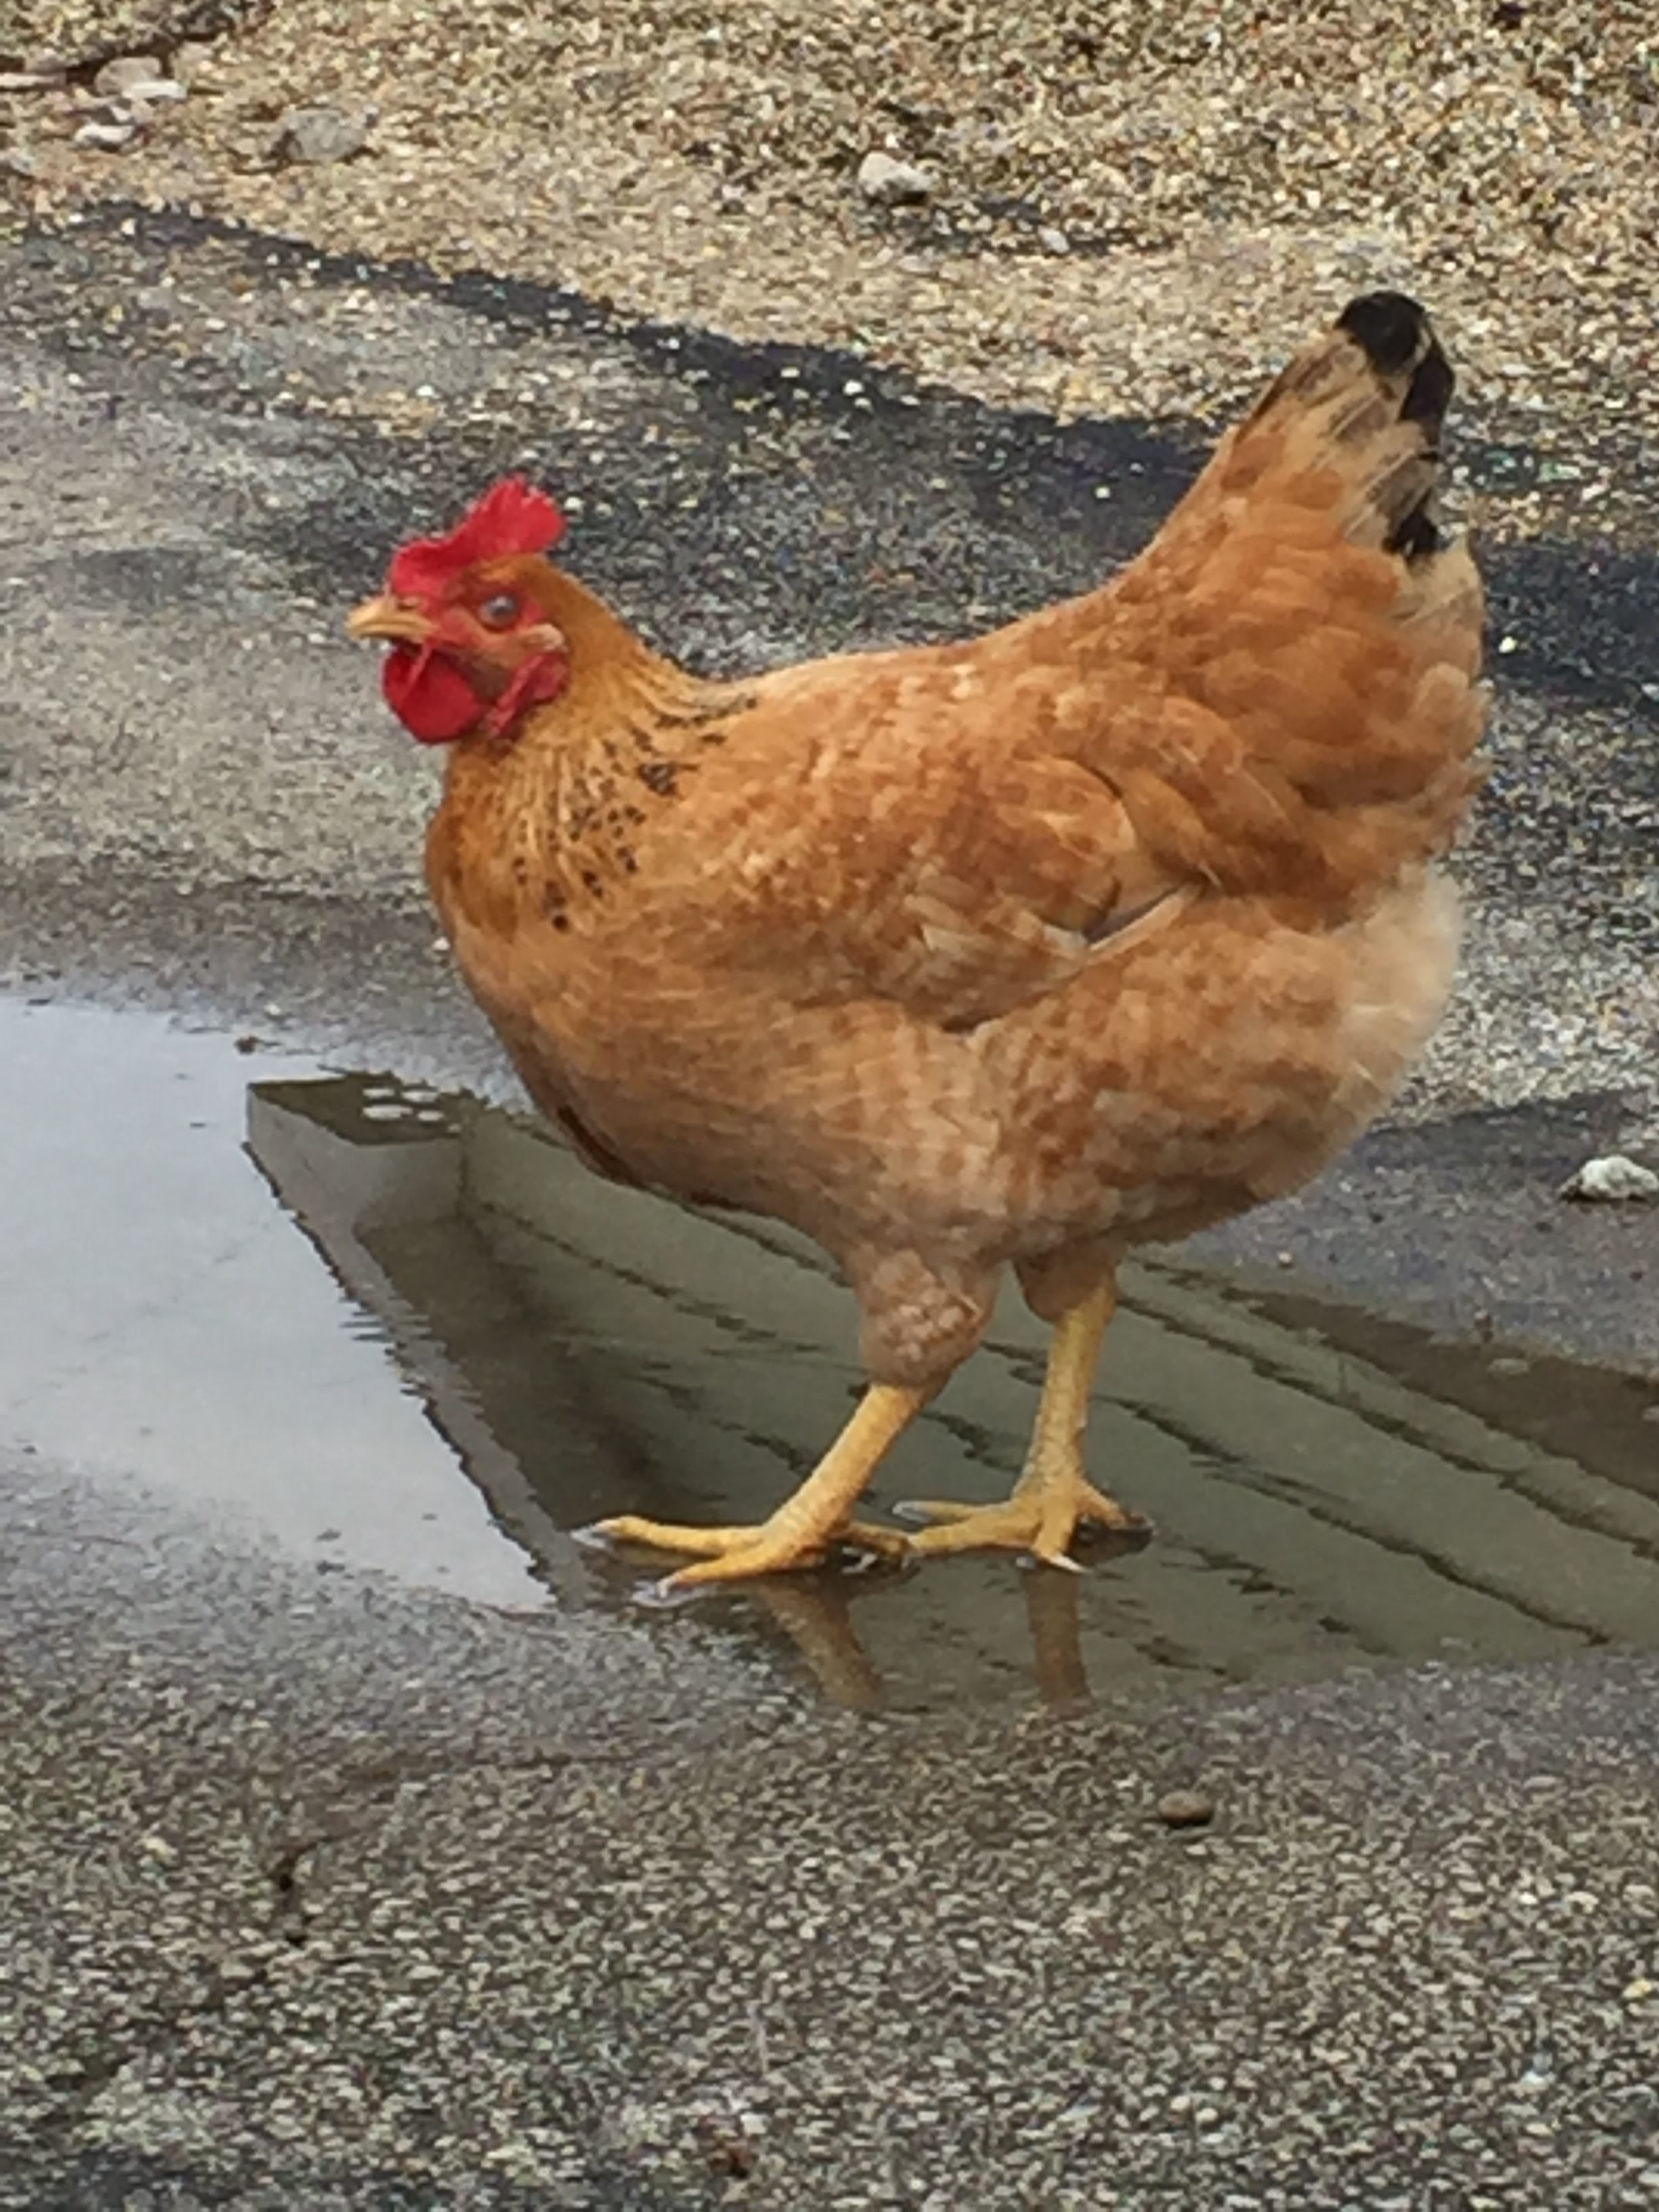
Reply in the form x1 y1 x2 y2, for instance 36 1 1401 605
400 292 1484 1391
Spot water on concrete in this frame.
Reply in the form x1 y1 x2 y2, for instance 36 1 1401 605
7 993 1659 1715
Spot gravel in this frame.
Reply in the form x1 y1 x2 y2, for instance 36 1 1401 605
0 0 255 71
3 0 1658 472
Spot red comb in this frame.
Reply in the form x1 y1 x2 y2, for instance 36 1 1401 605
388 476 567 599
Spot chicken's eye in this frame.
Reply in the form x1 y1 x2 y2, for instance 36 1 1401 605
478 591 520 630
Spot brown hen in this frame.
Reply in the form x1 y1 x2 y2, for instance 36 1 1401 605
348 291 1485 1591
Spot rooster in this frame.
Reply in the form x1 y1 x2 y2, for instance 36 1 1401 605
348 291 1485 1593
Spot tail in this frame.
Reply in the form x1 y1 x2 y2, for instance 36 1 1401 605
1189 291 1480 655
1240 291 1452 558
1318 291 1453 563
1094 293 1488 907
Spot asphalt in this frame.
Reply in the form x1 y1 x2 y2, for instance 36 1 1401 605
7 1456 1659 2209
3 201 1659 2207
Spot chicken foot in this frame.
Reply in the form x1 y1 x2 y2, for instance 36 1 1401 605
897 1284 1149 1569
585 1381 925 1592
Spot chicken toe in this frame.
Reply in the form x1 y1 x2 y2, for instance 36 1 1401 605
896 1471 1146 1569
595 1513 907 1584
582 1380 925 1589
898 1282 1149 1568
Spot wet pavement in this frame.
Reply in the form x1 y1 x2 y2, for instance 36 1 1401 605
3 203 1659 2208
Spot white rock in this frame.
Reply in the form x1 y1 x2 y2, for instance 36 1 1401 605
1559 1154 1659 1202
119 77 187 104
857 150 935 207
1038 225 1071 254
74 119 139 151
93 54 163 96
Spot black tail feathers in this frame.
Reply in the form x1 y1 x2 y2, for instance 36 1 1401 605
1337 291 1453 564
1338 291 1431 373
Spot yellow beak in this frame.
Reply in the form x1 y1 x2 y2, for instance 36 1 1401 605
346 593 434 644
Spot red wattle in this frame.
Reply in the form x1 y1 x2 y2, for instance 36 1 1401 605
382 644 488 745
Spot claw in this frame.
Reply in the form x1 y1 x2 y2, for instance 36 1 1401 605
840 1544 910 1578
570 1521 621 1555
632 1574 713 1612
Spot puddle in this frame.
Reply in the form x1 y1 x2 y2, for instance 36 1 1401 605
5 994 1659 1713
0 998 544 1609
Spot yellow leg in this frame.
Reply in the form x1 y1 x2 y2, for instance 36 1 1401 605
899 1284 1147 1569
587 1382 925 1591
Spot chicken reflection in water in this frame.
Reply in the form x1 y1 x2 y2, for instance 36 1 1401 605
627 1548 1123 1714
597 1528 1144 1714
246 1071 1659 1717
762 1563 1114 1715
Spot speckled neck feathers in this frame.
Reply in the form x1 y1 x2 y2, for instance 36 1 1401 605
424 569 743 939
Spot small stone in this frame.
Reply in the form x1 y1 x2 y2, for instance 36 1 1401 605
1038 226 1071 254
857 150 935 207
139 1832 178 1862
694 2114 760 2178
93 54 163 98
1622 1977 1656 2002
117 78 187 106
0 66 64 91
266 104 373 167
1559 1154 1659 1203
1158 1788 1214 1829
74 120 138 151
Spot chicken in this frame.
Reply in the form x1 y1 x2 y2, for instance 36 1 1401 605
347 290 1485 1594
